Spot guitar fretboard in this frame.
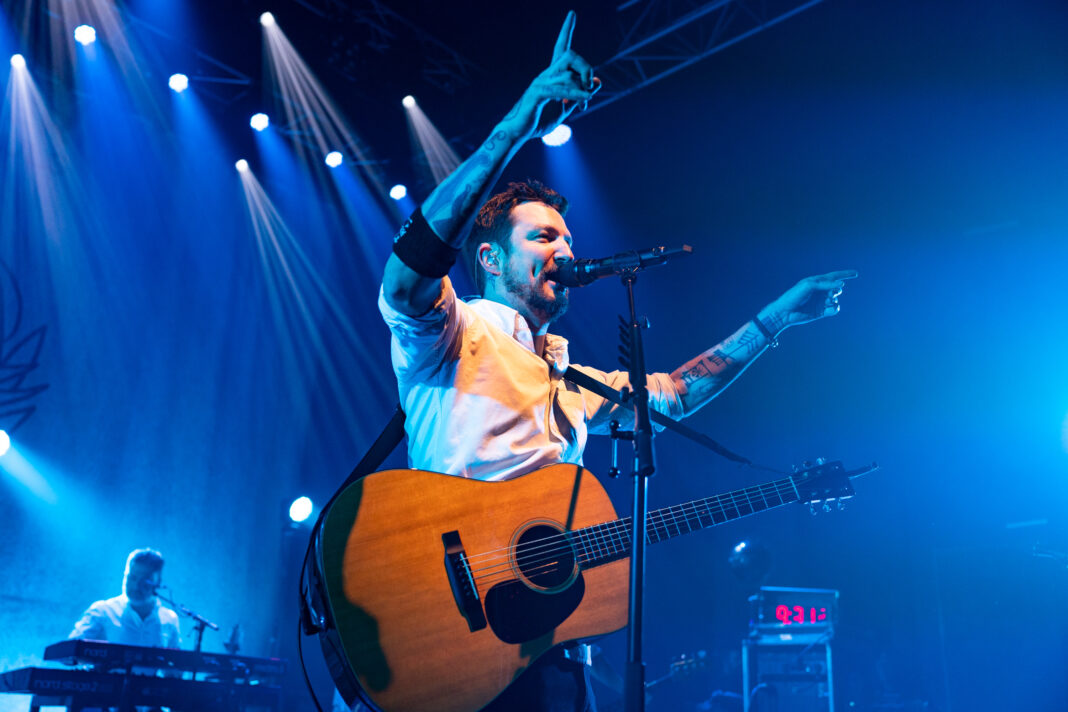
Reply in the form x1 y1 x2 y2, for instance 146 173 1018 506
572 476 799 569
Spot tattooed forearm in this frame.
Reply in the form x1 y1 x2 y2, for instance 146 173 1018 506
422 146 505 246
670 321 774 414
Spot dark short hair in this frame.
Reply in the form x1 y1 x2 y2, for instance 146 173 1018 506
126 548 164 574
463 179 569 294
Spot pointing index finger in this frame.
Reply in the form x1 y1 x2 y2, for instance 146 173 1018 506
553 10 576 62
823 269 859 281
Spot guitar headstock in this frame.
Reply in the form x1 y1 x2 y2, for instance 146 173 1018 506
667 650 707 679
790 459 878 514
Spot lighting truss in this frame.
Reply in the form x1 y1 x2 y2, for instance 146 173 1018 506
585 0 827 116
127 14 253 106
293 0 479 94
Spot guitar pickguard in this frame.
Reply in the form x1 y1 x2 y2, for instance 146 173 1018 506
484 574 586 644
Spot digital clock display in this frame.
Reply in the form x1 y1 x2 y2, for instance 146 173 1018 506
750 586 838 635
774 604 829 626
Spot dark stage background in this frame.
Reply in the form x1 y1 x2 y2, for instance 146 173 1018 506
1 1 1066 711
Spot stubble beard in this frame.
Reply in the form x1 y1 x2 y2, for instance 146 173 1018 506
502 269 570 323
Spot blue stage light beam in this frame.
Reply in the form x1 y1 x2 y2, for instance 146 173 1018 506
250 113 269 131
403 96 460 185
74 25 97 46
541 124 572 147
262 17 389 201
0 445 57 504
0 430 9 457
236 166 394 432
168 73 188 93
289 496 312 523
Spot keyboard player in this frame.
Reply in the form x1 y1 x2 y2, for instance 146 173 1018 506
69 548 182 649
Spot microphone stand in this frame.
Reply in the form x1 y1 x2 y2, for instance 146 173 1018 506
156 590 220 653
619 269 655 712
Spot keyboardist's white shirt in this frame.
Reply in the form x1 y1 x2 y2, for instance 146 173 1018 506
69 595 182 649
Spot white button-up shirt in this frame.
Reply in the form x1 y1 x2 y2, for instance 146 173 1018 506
379 277 684 481
69 595 182 648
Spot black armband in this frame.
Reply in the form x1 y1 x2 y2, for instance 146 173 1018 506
391 208 460 279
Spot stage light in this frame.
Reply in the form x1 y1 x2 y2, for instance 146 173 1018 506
260 12 276 27
250 113 269 131
541 124 572 147
74 25 97 46
0 430 9 457
10 54 25 69
389 184 407 200
733 541 747 553
235 159 249 172
325 151 343 168
402 95 416 109
168 73 189 93
289 496 313 523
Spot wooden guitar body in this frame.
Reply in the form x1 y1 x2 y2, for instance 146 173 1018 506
316 464 629 712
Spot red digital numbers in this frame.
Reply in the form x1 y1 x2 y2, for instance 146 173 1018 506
774 604 828 625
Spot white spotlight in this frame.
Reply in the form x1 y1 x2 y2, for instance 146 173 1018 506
260 12 276 27
10 54 25 69
74 25 97 46
389 184 408 201
0 430 9 457
402 95 416 109
235 159 249 172
289 496 313 523
250 113 270 131
324 151 343 168
541 124 572 147
168 73 189 93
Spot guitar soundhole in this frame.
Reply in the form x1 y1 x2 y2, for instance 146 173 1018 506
514 523 577 592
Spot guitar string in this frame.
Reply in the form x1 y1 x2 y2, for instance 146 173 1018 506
468 490 789 587
466 482 797 584
464 480 796 578
462 478 795 568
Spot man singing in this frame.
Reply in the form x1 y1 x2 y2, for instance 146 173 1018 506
379 11 854 712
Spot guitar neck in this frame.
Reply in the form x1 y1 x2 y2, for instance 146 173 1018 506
574 475 799 569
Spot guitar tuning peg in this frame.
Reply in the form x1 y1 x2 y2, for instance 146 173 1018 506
808 503 819 516
815 457 826 465
822 502 833 513
836 499 847 511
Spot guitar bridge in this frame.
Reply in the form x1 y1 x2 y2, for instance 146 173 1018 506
442 530 487 632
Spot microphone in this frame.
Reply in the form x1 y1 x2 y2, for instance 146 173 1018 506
553 244 693 287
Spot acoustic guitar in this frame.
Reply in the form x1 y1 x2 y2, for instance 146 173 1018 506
312 460 868 712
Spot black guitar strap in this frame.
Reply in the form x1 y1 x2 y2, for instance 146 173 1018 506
562 365 753 466
331 366 755 494
339 404 407 489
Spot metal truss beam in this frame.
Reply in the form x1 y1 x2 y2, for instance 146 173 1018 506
585 0 826 116
294 0 480 94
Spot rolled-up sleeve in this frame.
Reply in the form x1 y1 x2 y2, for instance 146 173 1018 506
378 277 467 381
69 604 105 640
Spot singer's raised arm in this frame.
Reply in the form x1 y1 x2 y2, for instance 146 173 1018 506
669 270 858 416
382 11 600 317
